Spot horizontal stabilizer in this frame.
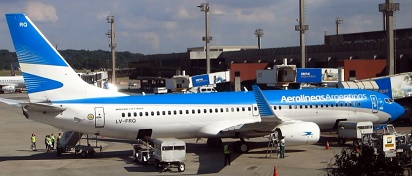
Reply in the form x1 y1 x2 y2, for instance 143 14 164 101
21 102 67 113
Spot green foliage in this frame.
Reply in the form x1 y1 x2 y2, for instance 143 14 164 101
327 145 404 176
0 49 143 70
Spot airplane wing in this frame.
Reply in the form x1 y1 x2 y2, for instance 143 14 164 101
197 119 260 136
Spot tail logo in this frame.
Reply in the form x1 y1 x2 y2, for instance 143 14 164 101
22 72 63 93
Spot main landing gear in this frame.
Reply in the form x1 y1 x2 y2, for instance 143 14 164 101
207 137 250 154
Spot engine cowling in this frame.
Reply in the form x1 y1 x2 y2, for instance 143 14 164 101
2 86 15 93
274 122 320 146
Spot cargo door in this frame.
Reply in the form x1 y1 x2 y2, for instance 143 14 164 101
95 107 105 128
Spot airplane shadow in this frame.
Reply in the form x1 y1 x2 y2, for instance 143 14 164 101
1 139 309 174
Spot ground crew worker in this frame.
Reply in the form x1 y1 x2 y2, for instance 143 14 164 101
280 136 286 158
44 135 48 149
31 133 37 151
46 135 52 152
224 144 231 166
50 133 55 150
58 133 62 141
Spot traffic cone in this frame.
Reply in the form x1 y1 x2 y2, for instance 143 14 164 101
326 141 330 150
273 166 278 176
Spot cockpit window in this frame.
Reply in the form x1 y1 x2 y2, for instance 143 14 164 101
384 98 394 103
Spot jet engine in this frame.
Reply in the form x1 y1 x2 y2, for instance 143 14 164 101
273 122 320 145
1 85 15 93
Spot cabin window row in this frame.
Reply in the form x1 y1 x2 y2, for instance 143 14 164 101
121 106 258 117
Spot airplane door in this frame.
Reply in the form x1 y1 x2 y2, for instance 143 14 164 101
370 95 378 113
252 104 259 116
95 107 105 128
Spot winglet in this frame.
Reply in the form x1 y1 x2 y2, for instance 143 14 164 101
252 85 282 123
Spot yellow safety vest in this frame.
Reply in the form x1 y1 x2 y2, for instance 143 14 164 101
31 136 36 142
224 145 230 154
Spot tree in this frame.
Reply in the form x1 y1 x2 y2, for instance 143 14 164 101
327 145 403 176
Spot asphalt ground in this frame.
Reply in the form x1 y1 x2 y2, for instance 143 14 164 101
0 92 411 176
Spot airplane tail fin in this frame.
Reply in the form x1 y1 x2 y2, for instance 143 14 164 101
6 14 127 102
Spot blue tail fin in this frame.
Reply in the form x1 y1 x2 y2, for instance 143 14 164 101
6 14 126 102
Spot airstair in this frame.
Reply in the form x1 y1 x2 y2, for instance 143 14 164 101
265 133 279 158
59 131 83 152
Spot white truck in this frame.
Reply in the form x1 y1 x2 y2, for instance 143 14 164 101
337 121 374 145
152 138 186 172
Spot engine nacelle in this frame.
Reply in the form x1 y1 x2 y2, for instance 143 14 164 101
274 122 320 146
2 86 15 93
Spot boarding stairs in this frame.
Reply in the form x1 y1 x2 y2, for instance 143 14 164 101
59 131 83 152
265 133 279 158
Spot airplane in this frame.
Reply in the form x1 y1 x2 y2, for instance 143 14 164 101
0 61 26 93
2 13 405 153
0 75 25 93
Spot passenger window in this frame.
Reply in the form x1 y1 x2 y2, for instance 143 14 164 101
248 107 251 111
122 113 125 117
279 106 282 110
254 107 257 111
157 111 160 116
139 112 143 116
134 112 137 117
220 108 224 112
174 110 177 115
300 105 302 109
215 108 218 113
289 105 292 109
236 107 240 112
145 112 149 116
320 104 323 108
326 104 328 108
204 109 207 113
273 106 277 110
192 109 196 114
209 109 213 113
128 112 131 117
179 110 183 114
198 109 201 114
242 107 245 111
310 105 313 108
162 111 165 115
168 111 171 115
305 105 308 108
315 105 318 108
331 104 334 107
226 108 229 112
231 108 234 112
151 111 154 116
294 105 297 109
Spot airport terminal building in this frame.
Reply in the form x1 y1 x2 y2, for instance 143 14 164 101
129 28 412 89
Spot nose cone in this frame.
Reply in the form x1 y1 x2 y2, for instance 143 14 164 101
390 103 405 122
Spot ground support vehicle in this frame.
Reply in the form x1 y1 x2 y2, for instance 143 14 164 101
152 138 186 172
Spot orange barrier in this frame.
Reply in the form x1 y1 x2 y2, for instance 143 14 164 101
326 141 330 150
273 166 278 176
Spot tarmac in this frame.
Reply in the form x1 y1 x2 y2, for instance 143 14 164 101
0 92 410 176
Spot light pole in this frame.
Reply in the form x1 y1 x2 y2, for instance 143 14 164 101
254 29 264 49
106 15 117 83
295 0 308 68
198 2 212 74
335 17 343 35
379 0 400 75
